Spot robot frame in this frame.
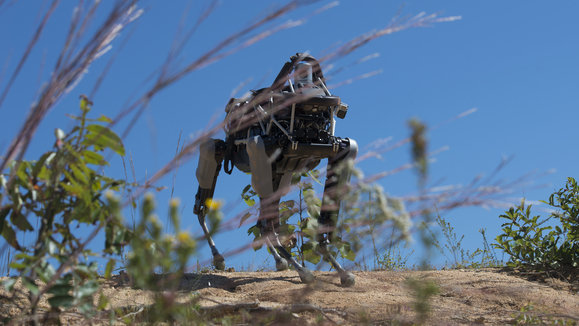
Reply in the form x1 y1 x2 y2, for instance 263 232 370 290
194 53 358 286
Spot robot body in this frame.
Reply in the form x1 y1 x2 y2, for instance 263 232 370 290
194 53 357 286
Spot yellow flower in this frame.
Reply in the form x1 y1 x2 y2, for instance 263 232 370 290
176 231 191 243
170 198 180 208
205 198 223 210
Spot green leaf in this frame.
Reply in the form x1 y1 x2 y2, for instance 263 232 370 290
9 262 27 270
0 174 6 189
75 280 99 299
243 197 255 207
97 292 110 310
47 240 59 255
247 225 262 250
2 221 20 249
83 124 125 155
97 115 112 123
242 184 252 194
36 165 50 182
32 152 55 178
65 113 81 121
2 278 17 292
10 211 33 231
307 170 323 185
75 262 98 279
80 96 92 112
77 302 94 315
238 212 252 227
241 184 257 207
48 283 71 296
247 225 260 237
48 294 74 308
280 200 295 210
339 242 357 261
286 224 296 235
83 150 107 165
302 242 321 264
70 162 90 185
61 182 86 200
23 278 39 296
301 217 319 239
16 162 30 189
37 262 56 283
104 259 115 279
0 207 10 225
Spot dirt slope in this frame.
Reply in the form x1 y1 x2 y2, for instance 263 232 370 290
2 269 578 325
105 268 577 325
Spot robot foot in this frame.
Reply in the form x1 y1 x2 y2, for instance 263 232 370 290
339 271 355 287
298 269 315 284
275 258 289 271
213 254 226 271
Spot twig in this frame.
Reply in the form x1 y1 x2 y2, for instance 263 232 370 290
531 313 579 321
118 305 145 321
0 0 58 110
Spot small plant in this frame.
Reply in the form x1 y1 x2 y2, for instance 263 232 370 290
1 98 132 321
433 214 472 268
376 228 413 270
376 244 413 271
494 177 578 269
242 162 413 271
511 303 578 325
122 195 198 323
0 99 200 324
473 228 503 268
432 215 502 269
512 304 542 325
243 170 358 266
405 277 439 324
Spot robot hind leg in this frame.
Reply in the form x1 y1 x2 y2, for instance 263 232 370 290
318 138 358 286
194 139 226 270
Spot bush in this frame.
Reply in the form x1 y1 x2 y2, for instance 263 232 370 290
0 98 132 318
0 99 199 323
494 177 578 269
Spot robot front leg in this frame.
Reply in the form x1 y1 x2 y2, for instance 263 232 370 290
257 196 288 271
258 196 314 283
247 136 314 283
194 139 226 270
318 138 358 286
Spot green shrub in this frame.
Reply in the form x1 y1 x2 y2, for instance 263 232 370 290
0 98 132 318
0 99 198 323
494 177 578 269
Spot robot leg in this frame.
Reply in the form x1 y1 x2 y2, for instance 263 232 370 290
319 138 358 243
318 138 358 286
194 139 226 270
247 136 313 282
261 197 313 283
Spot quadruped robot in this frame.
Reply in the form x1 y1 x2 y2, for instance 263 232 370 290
194 53 358 286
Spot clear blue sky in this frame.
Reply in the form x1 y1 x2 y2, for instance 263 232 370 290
1 1 577 270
